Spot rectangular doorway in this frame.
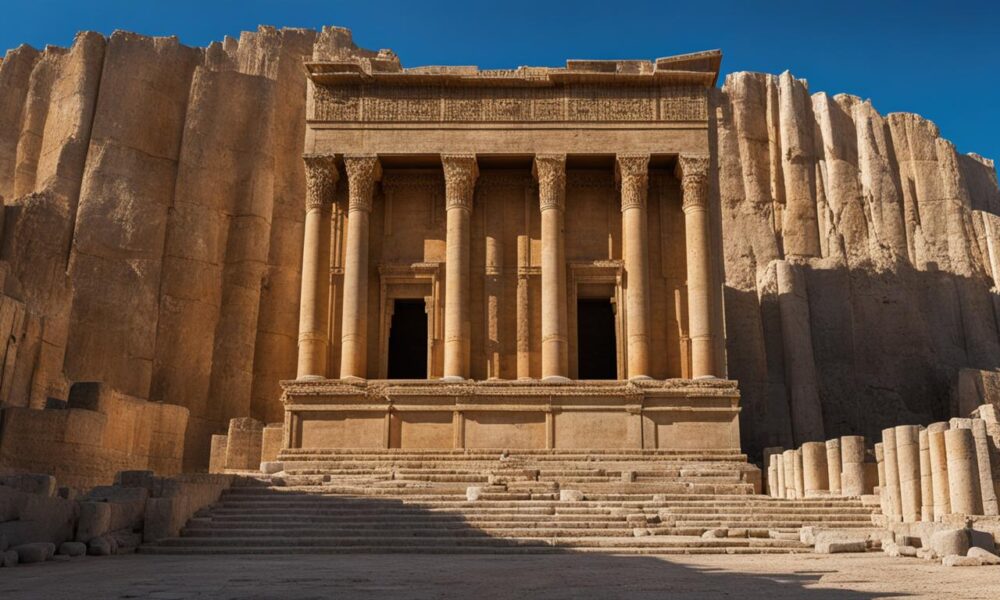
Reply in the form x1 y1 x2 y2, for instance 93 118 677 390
387 299 428 379
577 298 617 379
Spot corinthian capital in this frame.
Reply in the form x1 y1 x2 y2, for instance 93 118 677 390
442 154 479 211
303 154 339 211
676 154 710 212
344 155 382 213
616 153 650 211
533 154 566 212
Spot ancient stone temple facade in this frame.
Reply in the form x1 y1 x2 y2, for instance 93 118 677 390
280 51 740 452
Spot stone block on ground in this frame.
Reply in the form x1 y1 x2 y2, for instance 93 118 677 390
87 536 112 556
76 501 111 542
559 489 584 502
2 549 18 567
466 486 482 502
943 554 984 567
58 541 86 557
13 542 54 564
702 528 728 539
260 461 284 475
0 474 57 497
815 540 867 553
968 547 1000 565
931 529 970 557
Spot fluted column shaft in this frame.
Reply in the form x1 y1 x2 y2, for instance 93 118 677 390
339 155 381 380
442 155 478 380
296 155 337 379
677 154 716 378
618 154 651 378
534 155 569 381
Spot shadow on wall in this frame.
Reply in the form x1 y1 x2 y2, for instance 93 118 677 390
729 260 1000 459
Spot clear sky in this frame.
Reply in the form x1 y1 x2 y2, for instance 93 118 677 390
3 0 999 162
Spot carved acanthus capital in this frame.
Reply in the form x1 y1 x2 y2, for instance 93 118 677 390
344 155 382 213
676 154 710 212
441 154 479 211
616 153 650 211
303 154 339 211
533 154 566 212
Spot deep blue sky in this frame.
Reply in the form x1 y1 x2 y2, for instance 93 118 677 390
4 1 999 162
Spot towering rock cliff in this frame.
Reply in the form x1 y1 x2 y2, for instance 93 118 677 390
714 72 1000 456
0 26 381 469
0 26 997 467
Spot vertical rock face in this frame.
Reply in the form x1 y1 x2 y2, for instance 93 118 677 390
0 27 998 467
715 71 1000 457
0 26 372 468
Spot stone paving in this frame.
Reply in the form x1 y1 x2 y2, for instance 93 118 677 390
2 552 999 599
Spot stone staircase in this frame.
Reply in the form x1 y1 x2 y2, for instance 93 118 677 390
142 449 879 555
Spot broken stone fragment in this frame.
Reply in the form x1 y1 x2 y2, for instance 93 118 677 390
559 489 584 502
466 486 482 502
930 529 970 557
815 540 866 554
943 554 983 567
58 541 86 557
967 547 1000 565
702 528 728 539
2 549 18 568
87 536 112 556
13 542 54 564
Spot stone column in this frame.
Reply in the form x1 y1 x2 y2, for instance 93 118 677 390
775 452 786 499
617 153 651 379
927 422 951 520
840 435 866 496
677 154 716 378
793 448 805 499
782 449 796 499
340 155 381 380
442 155 478 381
534 155 568 381
802 441 829 497
971 419 999 516
875 443 887 512
919 429 933 522
881 427 902 521
945 427 984 515
895 425 921 523
826 438 842 495
767 455 779 498
297 155 338 379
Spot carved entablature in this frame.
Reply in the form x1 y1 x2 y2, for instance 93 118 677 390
312 83 709 124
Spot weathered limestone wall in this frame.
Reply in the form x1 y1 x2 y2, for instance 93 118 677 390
714 72 1000 456
0 27 373 470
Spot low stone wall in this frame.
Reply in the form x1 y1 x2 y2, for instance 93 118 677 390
765 436 878 499
208 418 282 474
0 382 189 489
1 469 237 567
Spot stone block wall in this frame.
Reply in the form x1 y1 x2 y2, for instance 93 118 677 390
208 417 282 473
0 383 188 489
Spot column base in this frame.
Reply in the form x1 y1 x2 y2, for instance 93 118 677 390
541 376 572 384
440 375 467 383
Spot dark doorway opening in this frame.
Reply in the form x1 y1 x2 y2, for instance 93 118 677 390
577 298 617 379
387 299 428 379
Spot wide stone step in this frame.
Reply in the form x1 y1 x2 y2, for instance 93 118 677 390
181 527 638 538
141 544 811 556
